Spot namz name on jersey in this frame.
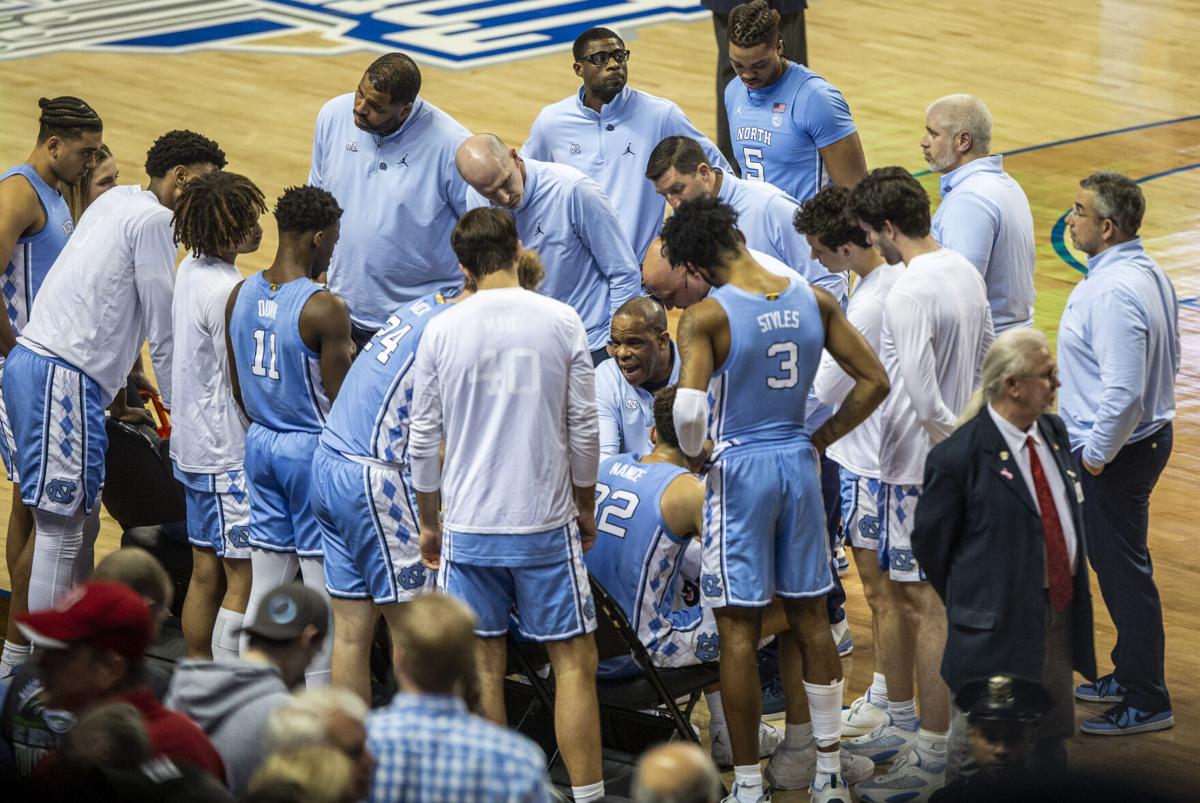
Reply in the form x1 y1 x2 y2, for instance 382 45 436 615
736 127 774 146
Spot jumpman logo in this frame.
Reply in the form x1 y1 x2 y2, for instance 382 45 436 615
535 223 545 237
397 153 409 167
622 142 635 156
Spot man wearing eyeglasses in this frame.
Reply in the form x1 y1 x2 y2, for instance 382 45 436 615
1057 172 1178 737
523 27 731 262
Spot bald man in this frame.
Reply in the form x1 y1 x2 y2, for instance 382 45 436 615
456 134 640 365
595 296 679 459
632 742 723 803
922 94 1035 333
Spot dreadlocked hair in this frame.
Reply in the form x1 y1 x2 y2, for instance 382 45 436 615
37 96 103 143
659 196 742 273
274 186 343 234
144 130 227 178
173 172 266 259
728 0 781 49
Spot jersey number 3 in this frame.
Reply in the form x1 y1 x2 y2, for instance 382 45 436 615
594 483 640 538
766 341 799 388
251 329 280 380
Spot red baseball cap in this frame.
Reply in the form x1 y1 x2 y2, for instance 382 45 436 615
16 581 154 658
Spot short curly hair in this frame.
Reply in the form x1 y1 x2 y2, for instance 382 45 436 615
652 385 680 449
659 196 742 274
793 184 869 250
366 53 421 106
173 172 266 259
728 0 781 49
144 130 227 178
274 186 343 234
846 167 931 238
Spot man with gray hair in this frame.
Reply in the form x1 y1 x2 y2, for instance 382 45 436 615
264 687 373 802
911 327 1095 778
921 94 1036 332
632 742 724 803
1058 171 1178 736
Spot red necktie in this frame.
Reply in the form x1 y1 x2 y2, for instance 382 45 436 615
1026 436 1073 611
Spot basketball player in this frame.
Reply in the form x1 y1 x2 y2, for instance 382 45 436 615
595 296 679 460
585 386 875 785
646 135 845 298
0 96 103 678
409 208 605 802
456 133 640 365
797 184 906 738
665 197 888 803
309 52 471 349
724 1 866 200
523 26 730 260
225 186 354 688
171 171 267 661
843 168 992 802
1 130 225 626
313 240 544 704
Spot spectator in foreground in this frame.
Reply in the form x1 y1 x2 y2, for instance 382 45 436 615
632 742 723 803
262 687 373 802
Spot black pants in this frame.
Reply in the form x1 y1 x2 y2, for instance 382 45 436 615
350 322 377 356
821 454 846 624
1077 423 1173 712
711 9 808 171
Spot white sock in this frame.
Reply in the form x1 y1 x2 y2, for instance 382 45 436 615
888 698 918 728
571 780 605 802
916 728 948 759
783 720 813 750
0 642 32 679
706 689 726 734
816 746 841 776
803 678 844 749
299 557 332 688
733 764 763 799
868 672 889 706
211 607 244 662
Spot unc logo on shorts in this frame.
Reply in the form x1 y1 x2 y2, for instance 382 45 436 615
695 632 720 663
228 525 251 549
582 595 596 622
857 515 881 542
701 573 723 599
45 478 77 505
397 563 427 590
889 548 916 573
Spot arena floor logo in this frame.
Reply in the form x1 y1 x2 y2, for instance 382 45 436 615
0 0 708 67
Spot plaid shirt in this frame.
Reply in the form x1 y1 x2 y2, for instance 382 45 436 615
367 693 552 803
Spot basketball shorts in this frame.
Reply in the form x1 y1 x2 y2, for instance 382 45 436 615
0 346 106 516
244 424 323 556
311 446 433 604
877 481 925 582
175 468 252 560
644 605 721 669
438 523 597 641
840 468 883 551
701 442 832 607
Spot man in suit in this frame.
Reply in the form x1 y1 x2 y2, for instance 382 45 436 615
912 328 1095 780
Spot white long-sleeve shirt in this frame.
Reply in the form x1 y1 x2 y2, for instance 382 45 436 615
813 262 903 478
20 186 175 406
409 288 599 558
878 249 993 485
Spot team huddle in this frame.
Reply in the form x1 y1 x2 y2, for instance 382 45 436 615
0 0 1182 801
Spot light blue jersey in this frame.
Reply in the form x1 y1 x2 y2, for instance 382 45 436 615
585 455 715 665
724 62 857 202
309 94 470 330
1 164 73 337
320 293 449 462
708 276 823 450
229 273 330 433
524 87 730 260
465 159 640 351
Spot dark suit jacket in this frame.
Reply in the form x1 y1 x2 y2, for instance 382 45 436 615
911 408 1096 693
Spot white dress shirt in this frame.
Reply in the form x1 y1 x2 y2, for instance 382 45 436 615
986 404 1079 575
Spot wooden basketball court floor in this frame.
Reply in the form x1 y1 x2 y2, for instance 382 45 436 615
1 0 1197 796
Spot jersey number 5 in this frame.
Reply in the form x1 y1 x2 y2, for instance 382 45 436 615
766 341 799 388
594 483 640 538
742 147 765 181
251 329 280 380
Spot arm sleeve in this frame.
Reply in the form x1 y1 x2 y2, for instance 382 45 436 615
798 82 857 149
522 113 551 161
910 445 966 599
571 178 640 319
933 193 998 277
673 388 709 458
885 292 957 443
566 316 600 486
665 103 732 173
133 211 178 408
593 364 622 460
308 106 327 188
1083 292 1149 466
408 334 445 493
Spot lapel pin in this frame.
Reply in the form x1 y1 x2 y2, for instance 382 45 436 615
1000 450 1010 461
1000 468 1014 480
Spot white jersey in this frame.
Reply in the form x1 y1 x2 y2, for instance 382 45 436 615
814 263 904 478
409 287 599 534
19 185 176 406
169 254 247 475
878 249 994 485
